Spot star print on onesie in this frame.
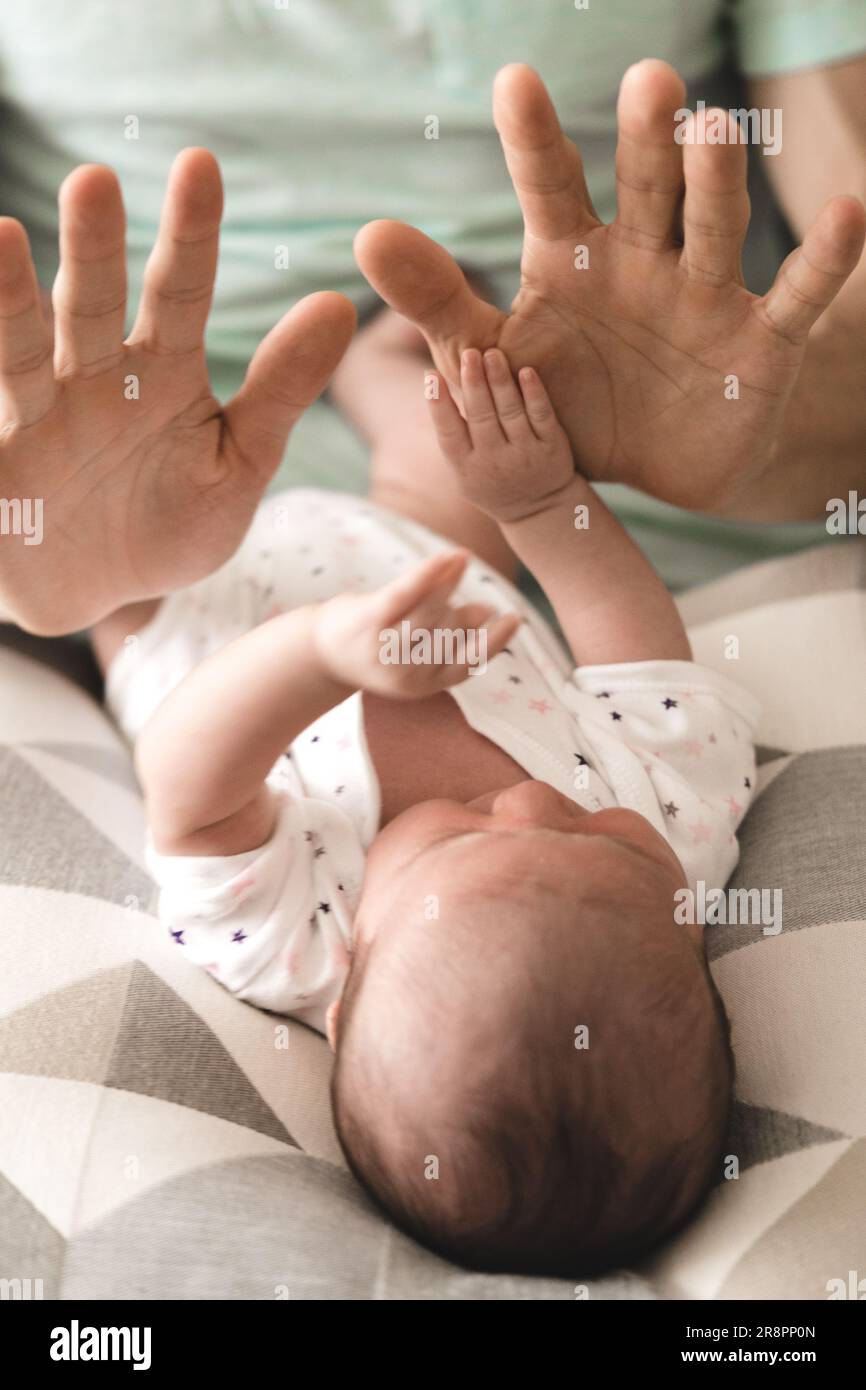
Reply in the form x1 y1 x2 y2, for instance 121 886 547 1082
106 490 760 1037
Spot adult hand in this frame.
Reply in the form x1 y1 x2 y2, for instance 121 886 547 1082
0 150 355 634
355 62 865 515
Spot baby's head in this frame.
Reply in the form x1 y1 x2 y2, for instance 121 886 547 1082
329 780 733 1276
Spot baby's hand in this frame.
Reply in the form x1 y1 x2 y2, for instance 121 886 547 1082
313 551 519 697
427 348 576 524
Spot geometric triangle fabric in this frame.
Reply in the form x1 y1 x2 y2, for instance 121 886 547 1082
0 965 132 1083
22 740 140 793
0 1074 294 1240
718 1138 866 1299
0 746 151 904
713 919 866 1138
106 964 297 1147
62 1150 390 1301
60 1149 654 1302
708 746 866 960
3 540 866 1300
725 1100 848 1173
0 1072 106 1237
0 962 296 1147
0 1168 65 1298
755 744 791 766
643 1138 852 1301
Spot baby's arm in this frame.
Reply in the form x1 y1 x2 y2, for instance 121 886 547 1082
135 551 518 857
429 348 690 666
135 604 349 858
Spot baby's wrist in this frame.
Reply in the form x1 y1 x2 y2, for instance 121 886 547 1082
499 473 591 530
295 603 359 700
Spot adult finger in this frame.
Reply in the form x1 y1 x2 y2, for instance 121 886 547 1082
53 164 127 375
757 194 866 344
128 147 222 356
355 220 503 383
493 63 600 242
0 218 55 425
222 291 356 484
613 60 686 250
681 108 750 286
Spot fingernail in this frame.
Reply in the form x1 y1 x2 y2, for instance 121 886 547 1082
462 348 481 371
483 348 502 373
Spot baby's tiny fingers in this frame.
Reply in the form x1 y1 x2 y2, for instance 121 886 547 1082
450 601 496 631
461 347 506 449
427 374 471 460
482 611 522 659
376 549 467 627
518 366 558 438
433 611 521 686
483 349 532 443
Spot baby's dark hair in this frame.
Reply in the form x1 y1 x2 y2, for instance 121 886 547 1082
331 879 734 1278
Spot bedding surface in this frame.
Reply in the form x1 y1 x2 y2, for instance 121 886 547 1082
0 541 864 1298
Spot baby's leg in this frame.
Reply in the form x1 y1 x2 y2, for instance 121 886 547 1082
89 598 162 676
330 308 516 579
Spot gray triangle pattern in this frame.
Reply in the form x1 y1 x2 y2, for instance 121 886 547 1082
724 1100 847 1175
22 740 139 793
104 962 297 1148
0 961 297 1147
0 746 151 905
0 1170 65 1299
755 744 790 766
708 746 866 961
62 1152 366 1299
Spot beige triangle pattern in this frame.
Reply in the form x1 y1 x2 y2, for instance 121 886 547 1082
0 961 295 1145
644 1140 851 1299
719 1140 866 1299
0 1074 292 1238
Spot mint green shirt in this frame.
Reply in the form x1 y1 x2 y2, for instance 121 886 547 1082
0 0 863 587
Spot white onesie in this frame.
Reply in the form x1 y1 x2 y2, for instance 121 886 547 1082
107 489 760 1035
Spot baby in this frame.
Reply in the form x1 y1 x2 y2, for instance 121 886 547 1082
91 309 759 1277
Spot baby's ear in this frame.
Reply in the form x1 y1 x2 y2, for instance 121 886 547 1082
325 998 341 1051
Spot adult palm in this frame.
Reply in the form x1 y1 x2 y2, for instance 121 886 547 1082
356 61 865 515
0 150 355 634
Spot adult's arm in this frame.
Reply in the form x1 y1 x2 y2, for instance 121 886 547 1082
743 55 866 518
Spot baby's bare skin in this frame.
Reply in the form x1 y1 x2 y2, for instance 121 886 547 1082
363 688 527 825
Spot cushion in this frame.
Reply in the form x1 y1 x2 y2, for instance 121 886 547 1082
1 539 864 1299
